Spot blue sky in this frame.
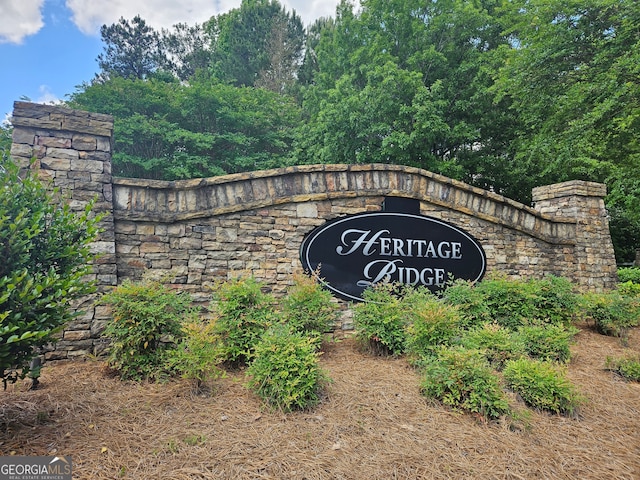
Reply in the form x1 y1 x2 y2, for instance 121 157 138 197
0 0 349 122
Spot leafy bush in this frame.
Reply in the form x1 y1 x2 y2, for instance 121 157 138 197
167 319 225 393
101 279 194 380
440 279 492 329
514 324 579 363
210 276 274 365
617 281 640 298
444 275 578 331
473 275 539 329
618 267 640 284
459 323 525 369
280 271 338 341
353 282 412 355
0 159 99 387
605 355 640 382
405 296 463 361
503 358 583 416
246 325 327 412
580 291 640 340
420 347 511 420
528 276 578 326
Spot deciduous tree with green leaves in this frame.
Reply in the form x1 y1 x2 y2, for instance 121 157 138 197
495 0 640 261
69 75 301 179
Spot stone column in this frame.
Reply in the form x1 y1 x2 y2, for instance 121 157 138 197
10 101 117 358
532 180 618 291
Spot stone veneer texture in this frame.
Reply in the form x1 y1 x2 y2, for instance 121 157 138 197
10 102 619 358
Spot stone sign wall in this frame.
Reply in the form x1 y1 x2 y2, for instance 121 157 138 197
9 102 619 358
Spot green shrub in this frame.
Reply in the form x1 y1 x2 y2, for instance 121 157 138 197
515 324 579 363
420 347 511 420
210 276 275 365
0 158 99 387
280 271 338 341
580 291 640 340
618 280 640 297
167 319 225 393
246 325 327 412
528 276 578 326
102 279 194 380
441 279 492 329
618 267 640 284
459 323 526 369
450 275 578 331
605 355 640 382
473 275 539 329
353 282 412 355
405 296 463 361
503 358 583 416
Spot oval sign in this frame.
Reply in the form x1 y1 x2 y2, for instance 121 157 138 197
300 212 486 302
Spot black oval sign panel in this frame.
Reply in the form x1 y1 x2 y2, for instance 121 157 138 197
300 212 486 302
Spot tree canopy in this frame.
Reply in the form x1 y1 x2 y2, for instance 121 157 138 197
67 0 639 261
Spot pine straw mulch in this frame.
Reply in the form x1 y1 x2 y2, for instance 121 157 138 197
1 323 639 480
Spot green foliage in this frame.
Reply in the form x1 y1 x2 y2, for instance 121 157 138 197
605 355 640 382
528 276 579 326
446 275 578 330
441 279 492 329
515 324 578 364
580 291 640 340
618 267 640 284
280 271 338 341
405 295 463 361
101 279 194 380
0 123 11 160
0 159 98 387
97 15 161 80
246 325 327 412
208 0 304 90
473 276 540 329
420 347 511 420
296 0 518 188
459 323 526 369
353 283 412 355
618 281 640 297
69 75 301 180
210 276 274 365
167 319 225 392
503 358 583 416
495 0 640 262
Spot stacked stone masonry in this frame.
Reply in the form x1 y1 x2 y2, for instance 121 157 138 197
9 102 619 358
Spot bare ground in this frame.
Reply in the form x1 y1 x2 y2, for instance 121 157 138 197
1 323 639 480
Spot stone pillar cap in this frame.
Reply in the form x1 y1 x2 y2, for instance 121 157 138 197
532 180 606 202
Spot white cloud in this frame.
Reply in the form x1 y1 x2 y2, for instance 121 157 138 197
36 85 61 105
65 0 237 35
0 0 45 44
0 0 353 46
64 0 349 35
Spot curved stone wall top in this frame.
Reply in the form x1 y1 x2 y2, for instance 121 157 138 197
113 163 575 245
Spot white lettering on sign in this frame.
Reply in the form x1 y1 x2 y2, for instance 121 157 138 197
336 229 462 289
337 229 462 259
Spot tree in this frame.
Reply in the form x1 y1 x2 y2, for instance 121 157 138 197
295 0 518 186
69 75 302 179
97 15 162 80
0 158 99 387
159 22 213 81
208 0 304 88
0 122 11 161
255 13 303 93
495 0 640 261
